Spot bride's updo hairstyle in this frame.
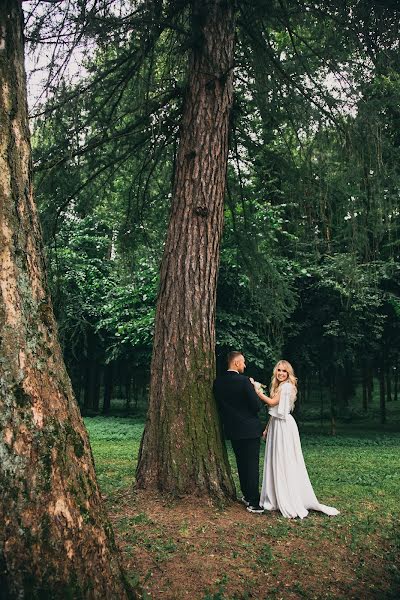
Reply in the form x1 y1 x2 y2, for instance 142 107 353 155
270 360 298 401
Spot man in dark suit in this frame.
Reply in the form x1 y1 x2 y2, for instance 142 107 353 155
213 351 266 514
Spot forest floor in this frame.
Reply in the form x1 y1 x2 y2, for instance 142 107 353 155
86 417 400 600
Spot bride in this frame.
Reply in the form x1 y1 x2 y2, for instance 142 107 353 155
253 360 339 519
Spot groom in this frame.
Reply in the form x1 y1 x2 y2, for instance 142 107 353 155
213 351 265 514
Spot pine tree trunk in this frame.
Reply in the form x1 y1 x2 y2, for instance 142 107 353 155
0 3 135 598
136 0 236 498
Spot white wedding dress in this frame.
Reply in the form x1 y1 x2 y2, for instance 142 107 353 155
260 381 339 519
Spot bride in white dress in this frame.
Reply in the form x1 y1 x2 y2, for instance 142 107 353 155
253 360 339 519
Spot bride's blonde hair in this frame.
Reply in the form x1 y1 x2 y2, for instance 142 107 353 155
270 360 298 401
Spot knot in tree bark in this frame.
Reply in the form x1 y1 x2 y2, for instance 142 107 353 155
194 206 209 218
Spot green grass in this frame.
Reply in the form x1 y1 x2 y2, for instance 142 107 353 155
85 415 400 599
84 416 142 494
84 414 400 524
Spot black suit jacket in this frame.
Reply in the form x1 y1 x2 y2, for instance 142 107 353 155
213 371 264 440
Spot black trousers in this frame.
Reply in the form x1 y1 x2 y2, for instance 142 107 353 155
231 437 261 507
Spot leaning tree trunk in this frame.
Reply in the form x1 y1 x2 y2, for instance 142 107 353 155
136 0 236 498
0 3 135 598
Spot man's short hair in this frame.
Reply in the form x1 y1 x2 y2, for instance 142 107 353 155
227 351 243 367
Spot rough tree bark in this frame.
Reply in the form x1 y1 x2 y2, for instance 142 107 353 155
136 0 236 498
0 2 136 598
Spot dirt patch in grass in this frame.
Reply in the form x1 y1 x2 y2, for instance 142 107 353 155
105 489 399 600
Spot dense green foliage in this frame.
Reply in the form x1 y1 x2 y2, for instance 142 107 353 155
27 0 400 420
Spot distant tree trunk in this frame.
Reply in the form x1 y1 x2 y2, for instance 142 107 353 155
125 370 132 411
92 364 101 412
386 366 392 402
0 3 135 598
83 329 97 411
136 0 236 498
394 361 398 402
335 364 347 409
367 365 373 406
304 374 310 404
103 363 114 414
78 359 86 407
318 369 324 427
362 365 368 411
329 368 337 436
378 364 386 424
345 362 356 405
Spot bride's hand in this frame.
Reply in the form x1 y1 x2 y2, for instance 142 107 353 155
249 377 262 391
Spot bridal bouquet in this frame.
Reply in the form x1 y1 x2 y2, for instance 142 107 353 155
253 380 267 393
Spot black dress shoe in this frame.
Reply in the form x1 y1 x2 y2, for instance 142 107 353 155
246 505 265 514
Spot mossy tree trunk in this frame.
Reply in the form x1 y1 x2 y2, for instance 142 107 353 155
0 2 136 598
136 0 236 498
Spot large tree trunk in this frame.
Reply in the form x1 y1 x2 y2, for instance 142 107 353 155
0 3 135 598
136 0 236 498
